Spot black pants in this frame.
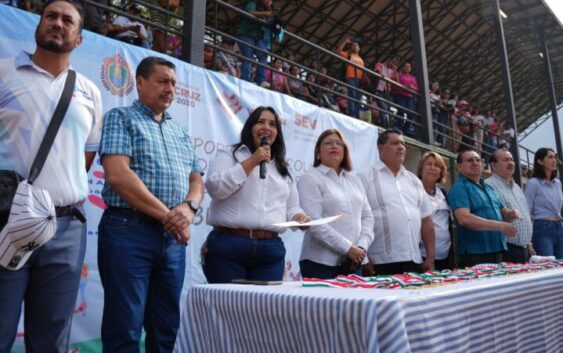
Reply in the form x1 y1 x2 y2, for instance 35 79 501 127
375 261 421 275
503 243 530 263
458 252 502 268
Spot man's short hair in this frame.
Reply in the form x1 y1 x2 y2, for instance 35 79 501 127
456 149 478 164
136 56 175 79
489 147 510 164
377 128 403 146
42 0 84 31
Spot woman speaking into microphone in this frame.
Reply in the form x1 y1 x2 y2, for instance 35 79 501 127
203 106 310 283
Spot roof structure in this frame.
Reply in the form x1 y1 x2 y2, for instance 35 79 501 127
207 0 563 132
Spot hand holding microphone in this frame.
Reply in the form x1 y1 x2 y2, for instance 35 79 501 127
259 136 270 179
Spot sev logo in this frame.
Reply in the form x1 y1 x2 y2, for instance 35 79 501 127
100 54 134 97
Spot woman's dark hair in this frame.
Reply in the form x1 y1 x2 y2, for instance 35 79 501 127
532 147 557 180
313 129 352 171
233 106 291 179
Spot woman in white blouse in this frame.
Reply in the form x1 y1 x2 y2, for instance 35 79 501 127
297 129 374 279
204 106 309 283
417 151 452 270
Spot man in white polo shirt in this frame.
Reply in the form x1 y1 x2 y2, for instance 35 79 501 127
0 1 102 352
360 129 436 275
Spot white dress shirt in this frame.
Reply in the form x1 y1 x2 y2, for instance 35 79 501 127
206 146 303 232
359 161 432 265
297 165 374 266
420 187 451 260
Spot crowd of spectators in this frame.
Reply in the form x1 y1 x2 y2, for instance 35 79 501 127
1 0 519 158
3 0 184 57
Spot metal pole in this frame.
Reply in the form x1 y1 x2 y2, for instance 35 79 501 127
409 0 432 144
182 0 207 66
491 0 522 185
541 30 563 182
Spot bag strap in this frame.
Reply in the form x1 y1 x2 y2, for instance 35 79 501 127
28 70 76 184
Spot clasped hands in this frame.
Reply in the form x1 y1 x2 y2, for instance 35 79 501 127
162 203 194 245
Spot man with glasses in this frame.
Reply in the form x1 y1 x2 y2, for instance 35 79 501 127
449 150 520 267
486 148 535 263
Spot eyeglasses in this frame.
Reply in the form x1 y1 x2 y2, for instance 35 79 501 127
321 140 345 148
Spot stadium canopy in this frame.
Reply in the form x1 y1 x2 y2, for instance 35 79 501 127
209 0 563 133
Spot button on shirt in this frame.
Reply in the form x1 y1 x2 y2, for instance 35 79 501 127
449 175 506 254
524 177 563 220
486 174 533 247
0 51 102 206
359 161 432 265
297 165 374 266
100 100 202 208
205 146 303 233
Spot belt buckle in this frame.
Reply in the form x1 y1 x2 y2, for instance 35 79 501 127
249 229 254 239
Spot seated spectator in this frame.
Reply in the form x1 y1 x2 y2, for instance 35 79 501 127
167 34 182 58
335 86 349 115
436 88 453 148
84 0 109 34
472 107 485 154
264 58 291 94
498 121 514 149
282 53 295 73
215 38 240 78
112 4 150 49
303 72 320 105
318 66 336 90
454 100 474 152
204 44 214 69
0 0 18 7
287 65 305 99
391 62 419 136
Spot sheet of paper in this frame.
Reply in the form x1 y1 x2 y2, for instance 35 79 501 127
272 214 342 228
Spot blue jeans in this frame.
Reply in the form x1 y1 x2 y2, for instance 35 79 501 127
393 94 417 135
0 216 86 353
202 230 286 283
98 208 186 353
239 35 268 85
532 220 563 259
375 90 390 127
345 78 359 118
299 259 361 280
435 111 449 145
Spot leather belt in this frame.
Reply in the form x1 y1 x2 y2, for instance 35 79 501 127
541 216 561 222
55 205 86 223
213 226 278 239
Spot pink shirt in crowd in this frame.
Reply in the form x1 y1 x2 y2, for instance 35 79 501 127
391 73 419 98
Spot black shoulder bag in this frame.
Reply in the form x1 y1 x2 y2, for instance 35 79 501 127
0 70 76 231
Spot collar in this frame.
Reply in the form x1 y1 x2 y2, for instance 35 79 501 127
538 177 558 185
491 173 513 187
133 100 172 121
459 174 486 187
16 51 72 78
317 164 345 176
375 159 405 175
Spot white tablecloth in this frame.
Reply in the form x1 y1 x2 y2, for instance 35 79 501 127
175 268 563 353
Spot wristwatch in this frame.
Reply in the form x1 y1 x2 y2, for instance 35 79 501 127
183 199 200 213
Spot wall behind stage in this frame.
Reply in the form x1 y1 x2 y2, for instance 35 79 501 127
0 4 379 352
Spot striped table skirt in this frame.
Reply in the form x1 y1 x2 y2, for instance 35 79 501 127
175 268 563 353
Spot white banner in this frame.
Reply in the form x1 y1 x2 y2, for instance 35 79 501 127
0 5 378 352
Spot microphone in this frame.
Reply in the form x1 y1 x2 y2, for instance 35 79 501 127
259 136 269 179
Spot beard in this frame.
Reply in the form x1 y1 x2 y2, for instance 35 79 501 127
35 28 76 54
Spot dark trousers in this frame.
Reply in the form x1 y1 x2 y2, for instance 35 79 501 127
203 230 286 284
98 208 186 353
458 252 502 268
375 261 421 275
299 259 362 280
503 243 530 263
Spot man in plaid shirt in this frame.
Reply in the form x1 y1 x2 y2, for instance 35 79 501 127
98 56 204 353
486 148 535 263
